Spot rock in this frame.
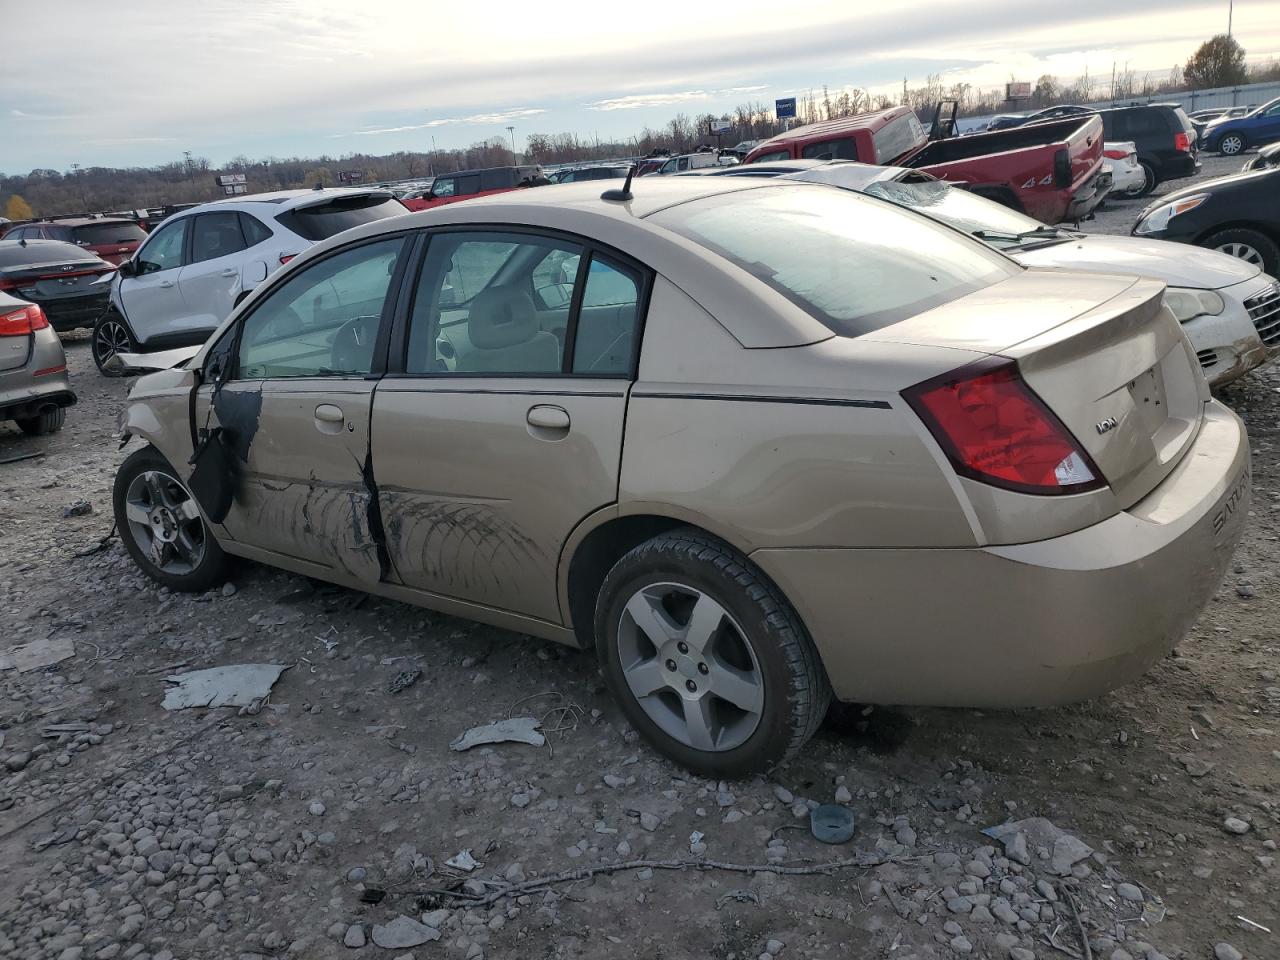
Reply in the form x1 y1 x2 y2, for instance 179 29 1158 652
371 916 440 949
765 939 784 954
1010 949 1036 960
1115 882 1143 903
1004 832 1030 865
1223 817 1250 835
347 867 367 883
950 935 973 954
773 786 794 804
343 925 365 949
834 785 852 804
1111 950 1134 960
505 863 525 883
1236 583 1255 599
603 774 625 789
1182 757 1214 778
63 500 93 518
639 812 660 832
221 582 237 597
308 801 326 817
1213 945 1242 960
4 752 31 772
965 860 991 879
1050 835 1094 875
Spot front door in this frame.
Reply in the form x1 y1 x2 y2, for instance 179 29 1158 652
371 229 646 623
204 235 409 582
119 216 189 345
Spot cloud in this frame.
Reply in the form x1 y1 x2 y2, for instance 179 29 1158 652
588 85 772 111
334 107 547 137
87 137 178 145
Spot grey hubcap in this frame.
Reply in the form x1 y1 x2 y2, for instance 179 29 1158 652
1221 135 1244 155
95 320 131 363
124 470 205 574
617 582 764 752
1217 241 1264 266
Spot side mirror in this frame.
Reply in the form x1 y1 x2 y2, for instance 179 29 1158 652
118 259 136 278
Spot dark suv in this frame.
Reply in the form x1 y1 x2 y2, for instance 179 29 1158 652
1096 104 1199 197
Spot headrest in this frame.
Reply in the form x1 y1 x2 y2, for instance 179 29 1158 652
468 286 537 350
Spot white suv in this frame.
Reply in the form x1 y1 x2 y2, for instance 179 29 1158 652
93 188 407 373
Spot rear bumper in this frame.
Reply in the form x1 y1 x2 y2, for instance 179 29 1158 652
1064 167 1110 221
752 402 1249 707
1159 152 1200 180
39 291 110 332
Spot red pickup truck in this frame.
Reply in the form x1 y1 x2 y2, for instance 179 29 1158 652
744 105 1107 224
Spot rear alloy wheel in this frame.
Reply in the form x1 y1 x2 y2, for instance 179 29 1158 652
92 313 135 376
1218 133 1246 157
1205 228 1280 278
113 446 228 592
596 530 830 776
15 406 65 436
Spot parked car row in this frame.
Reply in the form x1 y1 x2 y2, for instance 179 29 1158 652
104 174 1253 776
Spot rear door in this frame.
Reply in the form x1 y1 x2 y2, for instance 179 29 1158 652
116 216 190 344
204 234 411 581
1257 101 1280 143
371 228 647 623
177 211 250 332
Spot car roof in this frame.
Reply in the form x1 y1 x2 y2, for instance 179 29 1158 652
752 107 910 151
24 216 136 227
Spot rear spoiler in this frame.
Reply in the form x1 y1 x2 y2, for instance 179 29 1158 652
103 345 200 375
289 189 395 212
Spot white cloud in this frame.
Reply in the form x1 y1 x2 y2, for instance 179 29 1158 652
335 107 547 137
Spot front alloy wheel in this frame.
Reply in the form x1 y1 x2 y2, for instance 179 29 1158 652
113 446 228 592
92 313 135 376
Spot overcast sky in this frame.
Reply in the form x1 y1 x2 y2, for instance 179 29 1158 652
2 0 1278 173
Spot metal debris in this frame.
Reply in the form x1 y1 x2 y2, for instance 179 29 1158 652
444 849 481 872
450 716 545 752
388 668 422 694
161 664 289 710
0 637 76 673
810 803 856 844
715 888 760 909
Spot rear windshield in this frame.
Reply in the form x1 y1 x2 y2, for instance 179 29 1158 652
0 240 100 267
650 185 1016 337
276 194 407 241
72 221 147 245
873 113 927 163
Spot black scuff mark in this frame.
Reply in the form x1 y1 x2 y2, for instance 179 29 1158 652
357 448 392 583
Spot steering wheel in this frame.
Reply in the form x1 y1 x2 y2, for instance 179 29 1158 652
329 315 380 374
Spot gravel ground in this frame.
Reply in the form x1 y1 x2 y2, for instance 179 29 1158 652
1 154 1278 960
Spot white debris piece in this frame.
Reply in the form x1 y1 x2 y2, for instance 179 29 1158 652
161 664 289 710
444 849 480 872
371 915 441 949
0 637 76 673
449 716 545 752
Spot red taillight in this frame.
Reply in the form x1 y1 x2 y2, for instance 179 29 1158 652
279 253 296 265
0 304 49 337
1174 131 1191 152
903 358 1103 496
1103 148 1129 160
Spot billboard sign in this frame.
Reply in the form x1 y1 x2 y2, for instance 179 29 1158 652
775 97 797 119
1006 82 1032 99
215 173 247 187
710 119 732 133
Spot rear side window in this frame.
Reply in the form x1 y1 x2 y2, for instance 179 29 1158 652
240 213 272 247
275 194 407 242
479 169 513 190
750 150 791 164
455 175 481 196
801 138 858 161
191 212 248 263
71 222 146 245
1124 110 1168 137
651 186 1016 338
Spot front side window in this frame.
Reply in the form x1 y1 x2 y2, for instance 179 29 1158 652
432 178 456 198
236 237 403 378
801 137 858 161
406 232 575 375
191 212 248 263
652 185 1016 337
135 218 188 274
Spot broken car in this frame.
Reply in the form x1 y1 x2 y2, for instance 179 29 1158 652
113 177 1249 776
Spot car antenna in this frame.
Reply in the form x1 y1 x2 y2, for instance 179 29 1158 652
601 164 637 202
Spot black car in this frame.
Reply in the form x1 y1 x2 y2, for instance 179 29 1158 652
1133 166 1280 278
0 239 116 332
988 104 1093 131
548 165 631 184
1244 141 1280 172
1096 104 1199 197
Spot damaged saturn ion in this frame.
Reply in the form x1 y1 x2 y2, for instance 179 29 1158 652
113 177 1249 776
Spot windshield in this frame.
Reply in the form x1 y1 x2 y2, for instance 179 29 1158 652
861 180 1061 250
651 185 1016 337
72 222 147 245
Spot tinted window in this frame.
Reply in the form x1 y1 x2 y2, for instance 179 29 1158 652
237 237 403 378
135 218 188 274
71 222 146 245
275 194 406 242
406 232 577 375
0 240 98 267
191 212 248 263
652 186 1015 338
240 214 272 246
801 137 858 161
455 175 481 196
479 169 513 190
572 256 641 375
1124 110 1168 137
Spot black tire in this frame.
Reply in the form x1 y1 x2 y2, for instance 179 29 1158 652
1217 133 1247 157
595 529 831 777
92 310 136 376
1203 227 1280 278
15 406 65 436
1128 162 1158 199
113 445 229 592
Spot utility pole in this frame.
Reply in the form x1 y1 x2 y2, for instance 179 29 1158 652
507 126 516 164
1228 0 1233 38
430 135 438 176
71 163 87 210
183 150 194 183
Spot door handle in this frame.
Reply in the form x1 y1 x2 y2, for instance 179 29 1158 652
314 404 344 423
159 280 175 288
220 269 237 278
527 405 570 430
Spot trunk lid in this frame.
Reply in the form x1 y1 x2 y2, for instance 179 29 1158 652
2 264 112 303
873 269 1207 508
